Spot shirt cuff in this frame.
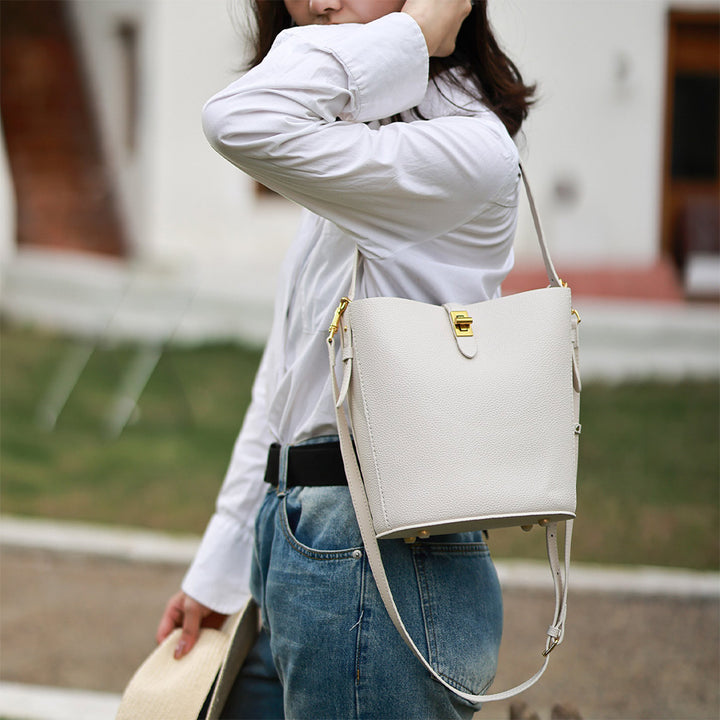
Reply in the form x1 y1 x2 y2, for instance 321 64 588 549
275 12 429 124
333 12 429 123
181 512 254 614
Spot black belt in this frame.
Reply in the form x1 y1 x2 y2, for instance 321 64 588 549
263 441 348 488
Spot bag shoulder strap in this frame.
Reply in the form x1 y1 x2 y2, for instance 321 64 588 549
519 162 563 288
344 163 563 302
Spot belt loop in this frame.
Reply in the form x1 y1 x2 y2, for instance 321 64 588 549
276 444 290 498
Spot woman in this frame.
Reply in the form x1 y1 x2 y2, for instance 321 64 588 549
157 1 535 717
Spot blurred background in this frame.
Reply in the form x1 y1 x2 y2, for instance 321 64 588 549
0 1 718 719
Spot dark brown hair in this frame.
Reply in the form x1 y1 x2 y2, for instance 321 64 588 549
247 1 535 137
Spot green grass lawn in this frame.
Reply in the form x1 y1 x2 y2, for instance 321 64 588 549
1 323 718 570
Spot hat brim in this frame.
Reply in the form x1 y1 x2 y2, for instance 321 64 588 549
116 598 259 720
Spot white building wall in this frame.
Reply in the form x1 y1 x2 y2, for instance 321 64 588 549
492 0 661 267
493 0 717 268
146 0 248 264
69 0 151 257
142 0 302 297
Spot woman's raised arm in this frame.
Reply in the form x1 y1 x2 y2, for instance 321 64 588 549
202 12 518 258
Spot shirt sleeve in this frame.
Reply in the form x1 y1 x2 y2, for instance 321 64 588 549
181 345 273 614
202 12 518 260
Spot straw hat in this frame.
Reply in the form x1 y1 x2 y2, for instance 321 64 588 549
116 598 259 720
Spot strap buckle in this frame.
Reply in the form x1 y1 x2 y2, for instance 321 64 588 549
542 639 560 656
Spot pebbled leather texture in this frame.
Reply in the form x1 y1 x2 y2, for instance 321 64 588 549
346 287 578 539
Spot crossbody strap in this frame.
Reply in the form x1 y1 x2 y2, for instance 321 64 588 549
327 335 573 702
327 164 573 702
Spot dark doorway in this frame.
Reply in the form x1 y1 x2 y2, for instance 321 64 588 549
661 10 719 292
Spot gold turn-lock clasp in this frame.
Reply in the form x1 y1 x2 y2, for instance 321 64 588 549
328 297 350 342
450 310 474 337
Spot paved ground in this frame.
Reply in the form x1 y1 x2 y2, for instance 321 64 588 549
1 544 718 720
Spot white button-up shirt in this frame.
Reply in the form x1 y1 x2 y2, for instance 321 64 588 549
182 12 520 613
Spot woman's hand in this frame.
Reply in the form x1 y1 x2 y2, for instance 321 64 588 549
156 591 228 659
402 0 472 57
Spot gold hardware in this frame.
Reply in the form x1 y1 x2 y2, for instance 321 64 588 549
406 530 431 543
328 297 350 342
538 518 550 527
450 311 474 337
559 278 581 324
521 525 533 532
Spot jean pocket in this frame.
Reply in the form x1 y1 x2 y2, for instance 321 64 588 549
279 486 364 559
411 537 503 698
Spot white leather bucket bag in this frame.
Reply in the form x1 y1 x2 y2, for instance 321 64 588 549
327 165 581 703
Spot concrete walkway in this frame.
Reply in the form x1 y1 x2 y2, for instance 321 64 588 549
1 516 718 720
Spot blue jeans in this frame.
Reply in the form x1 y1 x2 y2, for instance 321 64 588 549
221 440 503 720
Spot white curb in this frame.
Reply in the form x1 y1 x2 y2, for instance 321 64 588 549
1 515 719 598
494 560 720 598
0 682 121 720
0 515 199 564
